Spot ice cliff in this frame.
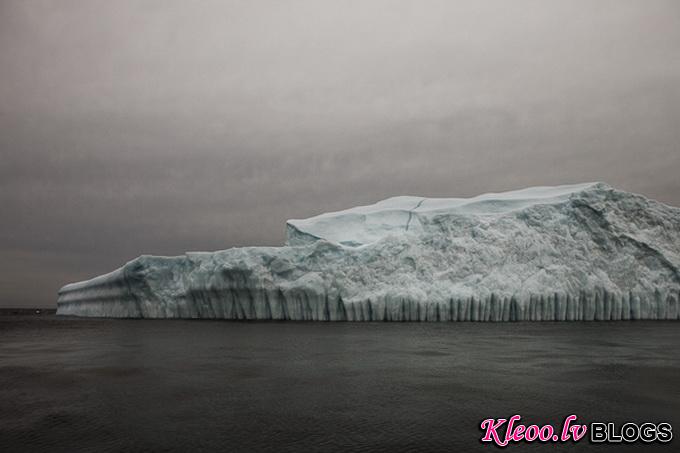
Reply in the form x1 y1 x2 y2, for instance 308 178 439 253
57 183 680 321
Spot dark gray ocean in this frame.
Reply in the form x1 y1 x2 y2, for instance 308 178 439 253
1 316 678 452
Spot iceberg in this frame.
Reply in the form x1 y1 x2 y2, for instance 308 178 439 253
57 182 680 321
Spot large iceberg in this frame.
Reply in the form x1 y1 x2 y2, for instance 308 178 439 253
57 183 680 321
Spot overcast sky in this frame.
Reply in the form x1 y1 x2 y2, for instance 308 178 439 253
1 0 679 307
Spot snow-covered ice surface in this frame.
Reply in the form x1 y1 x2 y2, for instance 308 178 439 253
57 183 680 321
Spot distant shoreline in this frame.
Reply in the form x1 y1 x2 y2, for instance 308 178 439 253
0 308 57 316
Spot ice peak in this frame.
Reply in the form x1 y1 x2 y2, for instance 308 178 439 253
286 182 606 247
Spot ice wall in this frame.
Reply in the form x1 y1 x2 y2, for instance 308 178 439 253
57 183 680 320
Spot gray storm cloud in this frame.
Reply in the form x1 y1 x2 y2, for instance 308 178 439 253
1 0 679 306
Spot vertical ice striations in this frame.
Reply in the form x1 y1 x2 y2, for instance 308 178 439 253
57 183 680 320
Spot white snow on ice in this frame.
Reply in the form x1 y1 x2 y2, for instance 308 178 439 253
286 183 598 247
